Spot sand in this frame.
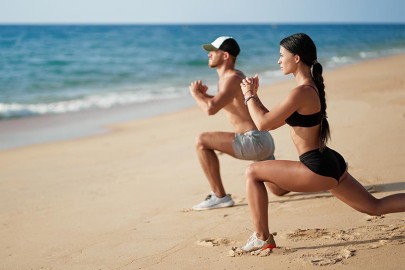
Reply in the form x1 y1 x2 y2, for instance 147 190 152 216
0 54 404 269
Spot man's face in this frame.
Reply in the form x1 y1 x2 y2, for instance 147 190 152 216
208 50 225 68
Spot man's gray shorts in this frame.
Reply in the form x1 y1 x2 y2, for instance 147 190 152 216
232 130 275 161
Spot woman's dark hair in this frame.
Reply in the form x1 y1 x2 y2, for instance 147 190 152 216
280 33 330 149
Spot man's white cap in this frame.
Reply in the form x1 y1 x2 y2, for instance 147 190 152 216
202 36 240 56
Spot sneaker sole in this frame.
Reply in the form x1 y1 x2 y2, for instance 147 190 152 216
250 244 277 255
192 201 234 211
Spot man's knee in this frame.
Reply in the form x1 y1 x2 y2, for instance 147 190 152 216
196 132 215 151
195 133 206 149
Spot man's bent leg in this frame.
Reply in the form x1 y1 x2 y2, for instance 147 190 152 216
195 131 237 197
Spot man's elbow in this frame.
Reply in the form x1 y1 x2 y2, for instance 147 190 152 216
206 106 219 116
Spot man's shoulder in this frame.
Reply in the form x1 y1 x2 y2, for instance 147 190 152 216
233 69 245 80
219 76 242 91
220 70 244 83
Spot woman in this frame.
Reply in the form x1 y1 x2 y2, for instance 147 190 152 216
239 33 405 252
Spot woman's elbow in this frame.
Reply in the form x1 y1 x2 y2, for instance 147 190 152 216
255 118 283 131
256 121 279 131
253 117 269 130
255 122 268 131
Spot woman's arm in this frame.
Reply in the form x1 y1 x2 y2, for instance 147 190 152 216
241 75 299 131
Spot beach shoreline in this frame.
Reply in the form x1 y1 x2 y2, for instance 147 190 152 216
0 95 194 150
0 54 404 269
1 53 402 151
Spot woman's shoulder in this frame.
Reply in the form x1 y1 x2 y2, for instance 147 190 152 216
288 86 305 98
290 84 318 97
286 85 317 106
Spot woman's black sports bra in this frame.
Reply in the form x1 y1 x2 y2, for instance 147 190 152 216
285 85 322 127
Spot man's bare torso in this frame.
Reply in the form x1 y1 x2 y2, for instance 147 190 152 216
219 69 258 134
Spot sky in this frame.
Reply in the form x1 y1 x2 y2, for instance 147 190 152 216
0 0 404 24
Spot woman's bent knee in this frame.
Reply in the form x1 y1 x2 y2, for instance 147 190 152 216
245 163 257 180
265 182 290 196
357 202 383 216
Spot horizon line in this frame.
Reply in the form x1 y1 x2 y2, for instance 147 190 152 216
0 21 404 25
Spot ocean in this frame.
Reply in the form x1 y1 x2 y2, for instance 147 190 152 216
0 24 404 120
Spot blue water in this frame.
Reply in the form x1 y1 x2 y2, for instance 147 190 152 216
1 24 404 119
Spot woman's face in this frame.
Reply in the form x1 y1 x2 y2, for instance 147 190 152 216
278 46 297 75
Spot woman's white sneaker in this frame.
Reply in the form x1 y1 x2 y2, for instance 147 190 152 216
241 232 277 252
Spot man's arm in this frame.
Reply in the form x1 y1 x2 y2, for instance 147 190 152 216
189 78 237 115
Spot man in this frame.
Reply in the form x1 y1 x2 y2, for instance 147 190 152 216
189 36 284 211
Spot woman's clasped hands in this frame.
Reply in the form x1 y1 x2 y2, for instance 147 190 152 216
241 74 260 97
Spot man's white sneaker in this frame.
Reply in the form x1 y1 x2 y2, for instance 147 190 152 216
192 192 234 211
241 232 277 252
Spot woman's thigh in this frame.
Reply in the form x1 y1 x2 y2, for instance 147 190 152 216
246 160 338 192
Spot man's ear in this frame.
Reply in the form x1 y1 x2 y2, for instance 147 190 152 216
223 51 230 60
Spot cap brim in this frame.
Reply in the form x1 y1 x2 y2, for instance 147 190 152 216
202 44 218 52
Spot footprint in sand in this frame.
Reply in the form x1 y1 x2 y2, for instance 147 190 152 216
233 196 246 204
285 228 351 241
180 208 194 213
195 237 236 247
286 220 405 265
227 245 297 257
302 247 356 266
195 237 283 257
365 214 385 222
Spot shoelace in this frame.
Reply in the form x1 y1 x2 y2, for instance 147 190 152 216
246 233 258 244
204 194 212 201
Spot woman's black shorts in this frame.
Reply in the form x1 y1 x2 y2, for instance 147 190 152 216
299 147 347 181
